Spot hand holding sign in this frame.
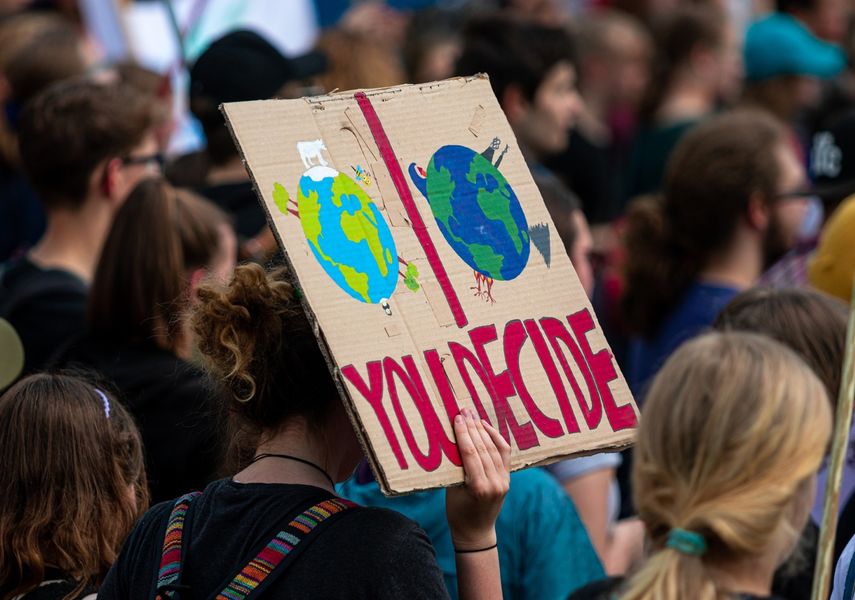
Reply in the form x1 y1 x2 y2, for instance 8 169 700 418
446 407 511 551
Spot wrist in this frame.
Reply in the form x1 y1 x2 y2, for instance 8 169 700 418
454 542 497 554
450 529 497 552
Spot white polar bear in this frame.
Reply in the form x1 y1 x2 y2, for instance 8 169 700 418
298 139 329 169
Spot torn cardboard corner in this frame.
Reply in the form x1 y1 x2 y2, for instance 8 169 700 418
222 76 639 496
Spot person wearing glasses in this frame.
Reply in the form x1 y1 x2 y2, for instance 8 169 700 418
621 109 809 403
0 78 157 376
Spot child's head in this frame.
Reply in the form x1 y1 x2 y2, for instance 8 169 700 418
625 332 831 599
0 373 146 598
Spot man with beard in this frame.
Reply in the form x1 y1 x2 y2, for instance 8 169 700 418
619 109 808 400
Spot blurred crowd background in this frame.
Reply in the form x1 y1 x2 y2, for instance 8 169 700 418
3 0 855 598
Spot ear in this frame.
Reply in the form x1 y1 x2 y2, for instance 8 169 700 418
99 157 123 204
746 192 771 232
501 84 531 126
188 268 207 301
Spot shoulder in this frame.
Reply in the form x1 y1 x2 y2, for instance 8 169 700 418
546 454 621 484
339 502 425 540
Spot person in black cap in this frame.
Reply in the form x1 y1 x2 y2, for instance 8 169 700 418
169 30 327 262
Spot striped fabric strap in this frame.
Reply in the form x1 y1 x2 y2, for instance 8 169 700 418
215 498 356 600
156 491 202 600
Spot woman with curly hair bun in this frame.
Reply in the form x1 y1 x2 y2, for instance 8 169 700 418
100 264 511 600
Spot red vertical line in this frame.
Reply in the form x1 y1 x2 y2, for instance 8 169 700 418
354 91 468 328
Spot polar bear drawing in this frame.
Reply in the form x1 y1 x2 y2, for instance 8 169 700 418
298 139 328 169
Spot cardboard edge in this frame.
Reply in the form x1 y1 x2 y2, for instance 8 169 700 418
219 102 396 496
295 74 490 108
380 431 636 497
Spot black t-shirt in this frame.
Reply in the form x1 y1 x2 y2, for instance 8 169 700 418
0 257 87 374
99 479 449 599
50 336 224 503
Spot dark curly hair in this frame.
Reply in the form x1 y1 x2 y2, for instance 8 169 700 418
191 264 340 463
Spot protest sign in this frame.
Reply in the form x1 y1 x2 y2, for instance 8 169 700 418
222 75 639 495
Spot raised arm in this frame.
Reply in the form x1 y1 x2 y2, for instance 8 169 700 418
446 408 511 600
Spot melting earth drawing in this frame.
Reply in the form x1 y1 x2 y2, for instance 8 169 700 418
408 138 530 303
273 146 419 311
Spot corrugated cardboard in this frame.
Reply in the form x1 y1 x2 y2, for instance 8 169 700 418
222 75 639 495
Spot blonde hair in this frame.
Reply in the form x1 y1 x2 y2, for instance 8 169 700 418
623 332 832 600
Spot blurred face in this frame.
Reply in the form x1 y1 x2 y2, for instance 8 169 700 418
605 27 651 109
765 142 809 265
517 62 579 156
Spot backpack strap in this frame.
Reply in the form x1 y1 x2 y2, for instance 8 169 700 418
156 491 202 600
212 497 357 600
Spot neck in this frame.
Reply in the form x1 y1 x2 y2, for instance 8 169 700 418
657 78 715 124
699 229 763 289
708 553 778 598
233 420 338 493
28 199 112 283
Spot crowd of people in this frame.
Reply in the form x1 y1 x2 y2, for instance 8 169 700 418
1 0 855 598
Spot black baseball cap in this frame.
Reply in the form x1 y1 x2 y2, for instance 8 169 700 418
808 110 855 208
189 29 327 106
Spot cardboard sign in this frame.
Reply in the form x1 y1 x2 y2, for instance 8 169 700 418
222 76 639 495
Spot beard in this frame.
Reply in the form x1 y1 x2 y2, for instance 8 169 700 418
762 211 793 269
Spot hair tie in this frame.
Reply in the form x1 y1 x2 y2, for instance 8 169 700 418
666 528 707 556
94 388 110 419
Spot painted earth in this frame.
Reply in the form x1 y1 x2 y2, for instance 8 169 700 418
297 166 398 303
409 145 529 281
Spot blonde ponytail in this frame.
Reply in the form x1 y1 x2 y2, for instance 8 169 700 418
622 332 832 600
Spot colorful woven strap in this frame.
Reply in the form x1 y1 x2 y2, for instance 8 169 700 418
156 491 202 600
215 498 356 600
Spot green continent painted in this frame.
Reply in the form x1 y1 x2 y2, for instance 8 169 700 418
467 157 526 254
426 164 463 245
334 175 389 278
297 186 324 255
297 179 373 303
468 242 504 275
337 263 370 302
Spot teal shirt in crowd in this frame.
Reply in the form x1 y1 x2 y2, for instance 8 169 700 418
339 467 604 600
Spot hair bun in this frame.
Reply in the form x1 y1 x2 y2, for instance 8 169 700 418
192 263 297 403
